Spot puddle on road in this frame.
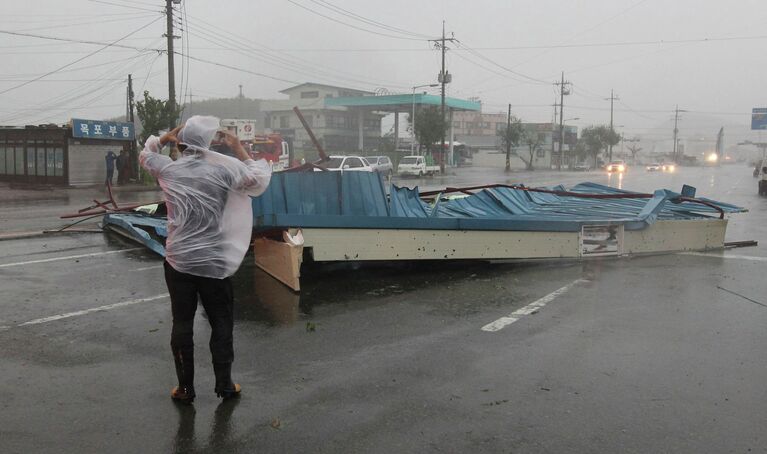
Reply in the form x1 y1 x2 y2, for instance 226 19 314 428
231 256 590 326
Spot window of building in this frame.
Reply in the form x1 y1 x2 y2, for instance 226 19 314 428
15 144 24 175
54 147 64 176
364 118 380 129
536 148 546 157
280 116 289 128
300 91 319 99
0 142 6 175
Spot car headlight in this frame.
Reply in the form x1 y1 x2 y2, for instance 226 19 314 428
617 165 625 172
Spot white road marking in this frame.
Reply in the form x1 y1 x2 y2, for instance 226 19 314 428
0 248 142 269
130 264 163 272
481 278 588 332
15 293 169 328
679 252 767 262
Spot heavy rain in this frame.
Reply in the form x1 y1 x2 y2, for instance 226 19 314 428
1 1 766 453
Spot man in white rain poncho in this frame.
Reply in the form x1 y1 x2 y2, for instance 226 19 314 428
140 115 271 403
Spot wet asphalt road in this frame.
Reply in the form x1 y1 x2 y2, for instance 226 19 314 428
1 165 766 453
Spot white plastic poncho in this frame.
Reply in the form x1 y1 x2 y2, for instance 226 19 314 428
139 115 272 279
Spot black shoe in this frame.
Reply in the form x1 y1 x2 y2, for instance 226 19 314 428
215 383 242 400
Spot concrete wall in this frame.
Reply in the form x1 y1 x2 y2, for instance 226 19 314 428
67 142 123 186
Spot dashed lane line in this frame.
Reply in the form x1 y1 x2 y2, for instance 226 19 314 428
6 293 170 329
679 252 767 262
129 264 163 272
481 278 589 332
0 248 142 268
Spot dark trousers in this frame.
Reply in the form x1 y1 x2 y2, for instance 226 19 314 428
106 168 114 185
163 261 234 390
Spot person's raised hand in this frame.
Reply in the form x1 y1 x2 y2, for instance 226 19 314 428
160 124 184 146
221 130 240 148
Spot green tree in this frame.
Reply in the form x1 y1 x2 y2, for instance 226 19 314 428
519 125 542 171
627 142 642 162
408 106 446 170
497 116 523 172
136 90 183 143
579 125 621 168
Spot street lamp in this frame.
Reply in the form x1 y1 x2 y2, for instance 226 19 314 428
411 84 439 155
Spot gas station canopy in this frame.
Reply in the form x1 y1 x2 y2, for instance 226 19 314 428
324 93 480 112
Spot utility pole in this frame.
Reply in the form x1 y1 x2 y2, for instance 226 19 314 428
127 74 137 178
606 89 619 162
238 84 243 119
430 21 456 173
164 0 178 130
672 105 682 163
505 103 512 172
555 72 570 171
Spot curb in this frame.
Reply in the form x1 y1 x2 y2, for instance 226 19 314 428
0 231 45 241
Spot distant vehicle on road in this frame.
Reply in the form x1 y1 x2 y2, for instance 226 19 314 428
573 162 590 171
646 163 661 171
398 155 440 177
661 163 676 172
758 159 767 196
365 156 393 176
315 155 373 173
606 160 626 173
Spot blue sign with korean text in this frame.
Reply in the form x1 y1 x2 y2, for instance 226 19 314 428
751 108 767 130
71 118 135 141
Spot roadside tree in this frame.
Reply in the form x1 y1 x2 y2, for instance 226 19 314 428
580 125 621 168
627 142 642 163
408 106 446 171
136 90 183 143
519 125 543 171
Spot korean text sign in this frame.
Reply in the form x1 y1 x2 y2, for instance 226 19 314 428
72 118 135 141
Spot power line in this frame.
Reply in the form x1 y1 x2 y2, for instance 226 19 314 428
170 33 767 53
86 0 163 13
306 0 433 39
453 40 551 86
0 29 164 53
285 0 429 41
0 17 162 97
510 0 652 70
182 14 410 90
1 51 154 123
7 13 159 33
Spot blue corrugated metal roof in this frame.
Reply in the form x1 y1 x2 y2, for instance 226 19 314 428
251 173 746 233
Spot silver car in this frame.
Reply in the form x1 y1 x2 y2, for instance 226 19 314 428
365 156 393 176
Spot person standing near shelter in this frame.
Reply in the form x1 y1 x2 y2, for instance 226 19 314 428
104 150 117 185
139 115 272 403
116 149 128 184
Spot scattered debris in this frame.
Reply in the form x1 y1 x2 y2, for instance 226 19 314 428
305 322 316 332
270 417 282 430
482 399 509 407
716 286 767 308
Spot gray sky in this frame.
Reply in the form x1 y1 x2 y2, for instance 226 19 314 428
2 0 766 143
